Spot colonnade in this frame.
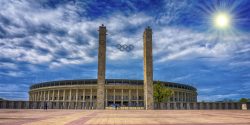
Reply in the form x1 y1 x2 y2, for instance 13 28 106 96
29 87 197 107
172 91 197 102
29 88 144 107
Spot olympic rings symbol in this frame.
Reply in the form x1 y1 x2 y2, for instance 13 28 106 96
116 44 134 52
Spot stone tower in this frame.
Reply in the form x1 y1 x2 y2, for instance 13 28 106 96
97 24 106 109
143 26 154 110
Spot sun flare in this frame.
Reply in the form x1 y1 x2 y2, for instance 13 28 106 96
213 12 231 29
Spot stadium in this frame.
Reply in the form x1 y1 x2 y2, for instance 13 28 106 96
29 79 197 108
29 25 197 109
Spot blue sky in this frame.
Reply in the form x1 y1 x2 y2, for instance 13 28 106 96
0 0 249 101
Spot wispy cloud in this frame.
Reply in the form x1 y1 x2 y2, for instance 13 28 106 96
198 94 243 101
0 71 23 77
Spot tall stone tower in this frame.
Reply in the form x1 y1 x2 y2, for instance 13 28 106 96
97 24 106 109
143 26 154 110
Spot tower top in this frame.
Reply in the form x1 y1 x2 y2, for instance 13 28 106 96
144 26 152 35
100 24 106 28
146 26 152 30
99 24 107 32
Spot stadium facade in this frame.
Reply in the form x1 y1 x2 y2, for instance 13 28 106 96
29 25 198 109
29 79 197 108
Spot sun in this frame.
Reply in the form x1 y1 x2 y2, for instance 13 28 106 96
213 12 231 29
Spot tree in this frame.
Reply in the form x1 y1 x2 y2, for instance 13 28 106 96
239 98 249 103
153 81 174 104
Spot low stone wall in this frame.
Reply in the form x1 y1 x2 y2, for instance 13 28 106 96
0 101 248 110
0 101 96 109
154 102 247 110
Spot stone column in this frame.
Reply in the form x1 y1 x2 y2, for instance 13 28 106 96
113 89 115 104
105 89 108 107
177 92 180 102
167 103 170 109
212 103 216 109
32 93 34 101
57 90 60 101
184 92 187 102
97 24 107 109
121 89 124 106
31 93 33 101
76 89 79 102
38 92 40 101
188 94 191 102
48 91 50 101
225 103 228 109
34 93 36 101
174 102 177 110
82 89 85 109
82 89 85 102
69 89 72 101
136 88 139 106
63 90 66 101
193 102 197 109
52 90 55 101
219 103 222 109
38 92 39 101
34 92 36 101
90 88 93 107
143 26 154 110
41 92 42 101
129 89 131 106
43 91 46 101
40 91 42 101
187 102 190 110
37 92 39 101
181 92 183 102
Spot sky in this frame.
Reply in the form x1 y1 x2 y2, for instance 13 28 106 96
0 0 249 101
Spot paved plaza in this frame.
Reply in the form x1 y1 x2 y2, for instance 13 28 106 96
0 109 249 125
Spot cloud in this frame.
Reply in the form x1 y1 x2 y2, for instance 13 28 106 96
153 27 249 63
0 0 154 69
0 71 23 77
171 74 192 82
0 62 18 70
0 83 28 100
1 0 248 68
0 0 98 69
229 61 250 67
198 93 243 101
0 0 250 101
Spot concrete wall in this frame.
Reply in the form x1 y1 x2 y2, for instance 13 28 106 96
0 101 248 110
0 101 96 110
154 102 246 110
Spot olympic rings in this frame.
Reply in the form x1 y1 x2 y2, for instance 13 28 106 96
116 44 134 52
